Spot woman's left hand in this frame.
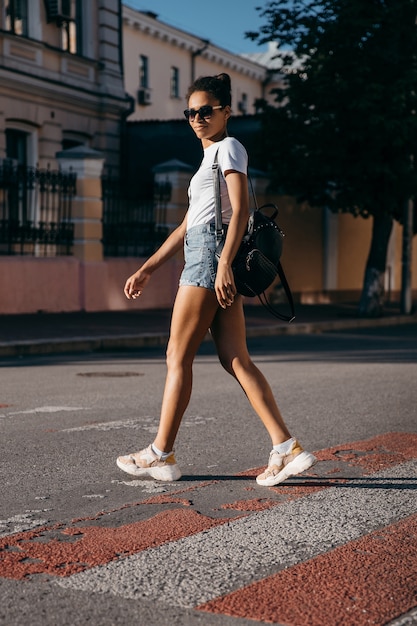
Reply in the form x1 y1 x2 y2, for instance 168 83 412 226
215 262 237 308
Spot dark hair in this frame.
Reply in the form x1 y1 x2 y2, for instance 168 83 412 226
186 73 232 107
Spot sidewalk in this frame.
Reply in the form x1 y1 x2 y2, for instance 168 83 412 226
0 302 416 357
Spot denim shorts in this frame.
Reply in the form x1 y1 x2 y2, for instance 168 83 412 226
179 223 217 291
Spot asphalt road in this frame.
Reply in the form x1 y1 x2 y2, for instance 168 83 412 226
1 325 417 626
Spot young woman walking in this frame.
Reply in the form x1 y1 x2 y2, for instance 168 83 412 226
117 73 316 486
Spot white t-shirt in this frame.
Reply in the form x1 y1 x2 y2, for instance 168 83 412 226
187 137 248 230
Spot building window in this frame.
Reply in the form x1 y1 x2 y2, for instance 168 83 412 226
5 0 28 36
60 0 82 55
139 55 149 88
6 129 28 166
5 128 29 223
238 93 248 115
43 0 82 54
170 67 179 98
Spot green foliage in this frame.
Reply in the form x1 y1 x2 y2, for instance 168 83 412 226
249 0 417 226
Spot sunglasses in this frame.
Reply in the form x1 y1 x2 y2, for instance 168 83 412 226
183 105 223 121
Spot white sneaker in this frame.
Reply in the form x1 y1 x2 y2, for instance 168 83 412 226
116 445 182 482
256 440 317 486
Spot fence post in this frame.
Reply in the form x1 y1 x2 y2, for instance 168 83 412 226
56 146 105 261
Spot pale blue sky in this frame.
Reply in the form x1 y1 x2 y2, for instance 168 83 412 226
123 1 270 55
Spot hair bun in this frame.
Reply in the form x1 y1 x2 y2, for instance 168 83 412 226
215 73 231 92
187 73 232 107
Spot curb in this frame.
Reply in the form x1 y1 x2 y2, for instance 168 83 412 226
0 314 415 358
245 313 417 337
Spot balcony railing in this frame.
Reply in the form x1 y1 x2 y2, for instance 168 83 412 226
0 161 76 256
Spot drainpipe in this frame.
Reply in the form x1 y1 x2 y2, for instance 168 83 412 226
191 39 210 83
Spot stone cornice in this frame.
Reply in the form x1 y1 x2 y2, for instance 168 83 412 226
0 64 130 115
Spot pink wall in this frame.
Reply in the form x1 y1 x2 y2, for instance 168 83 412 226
0 257 183 314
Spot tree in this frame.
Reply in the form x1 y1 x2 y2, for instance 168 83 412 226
248 0 417 315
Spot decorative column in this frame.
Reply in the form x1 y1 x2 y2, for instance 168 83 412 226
56 146 105 262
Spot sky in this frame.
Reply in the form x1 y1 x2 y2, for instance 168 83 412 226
123 1 270 56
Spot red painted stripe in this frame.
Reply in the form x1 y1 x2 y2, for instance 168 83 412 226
0 509 229 580
197 513 417 626
239 432 417 480
1 432 416 582
317 431 417 473
230 432 417 511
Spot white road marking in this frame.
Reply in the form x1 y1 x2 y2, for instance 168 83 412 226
62 414 216 433
111 479 169 493
387 607 417 626
62 417 154 432
82 494 106 499
0 511 51 538
8 406 85 416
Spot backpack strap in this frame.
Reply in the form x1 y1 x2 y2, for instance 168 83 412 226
257 262 295 322
212 149 224 247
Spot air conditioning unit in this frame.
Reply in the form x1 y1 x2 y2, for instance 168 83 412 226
44 0 73 23
137 88 152 106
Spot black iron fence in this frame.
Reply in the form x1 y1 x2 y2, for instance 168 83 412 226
0 161 76 256
101 173 172 257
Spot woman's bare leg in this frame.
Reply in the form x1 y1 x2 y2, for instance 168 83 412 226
153 285 219 452
210 297 291 445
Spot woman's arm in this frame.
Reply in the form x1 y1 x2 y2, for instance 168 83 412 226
215 170 249 308
124 216 187 299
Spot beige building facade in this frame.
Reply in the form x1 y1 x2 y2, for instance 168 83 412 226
0 0 129 171
122 6 281 121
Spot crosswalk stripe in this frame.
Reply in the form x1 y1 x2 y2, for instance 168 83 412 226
55 459 417 611
197 513 417 626
2 431 417 626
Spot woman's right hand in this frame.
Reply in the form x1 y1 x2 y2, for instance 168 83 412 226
124 267 152 299
215 260 237 308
